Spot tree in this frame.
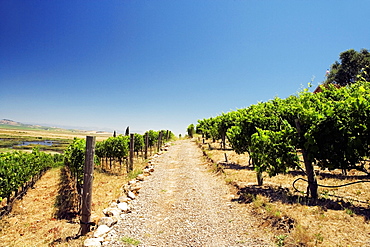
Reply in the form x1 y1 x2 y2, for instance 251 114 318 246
326 49 370 86
187 124 195 138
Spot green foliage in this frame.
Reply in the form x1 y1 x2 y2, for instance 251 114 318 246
64 138 86 193
120 236 141 246
251 122 300 177
194 80 370 193
134 133 144 152
326 48 370 86
165 130 175 141
95 135 129 163
275 234 287 247
145 130 159 147
187 124 195 138
96 129 173 164
0 149 56 202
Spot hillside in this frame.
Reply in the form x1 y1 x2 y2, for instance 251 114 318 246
0 119 26 126
0 119 55 130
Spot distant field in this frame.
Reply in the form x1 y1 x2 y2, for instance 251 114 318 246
0 126 112 153
0 124 44 131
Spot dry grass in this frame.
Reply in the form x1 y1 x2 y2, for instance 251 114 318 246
0 158 148 247
196 138 370 247
0 127 156 246
0 128 111 142
0 167 82 247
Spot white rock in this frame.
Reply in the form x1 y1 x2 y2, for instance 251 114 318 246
131 184 142 192
129 180 137 185
118 196 130 203
117 202 130 212
102 207 121 217
93 225 111 238
84 237 103 247
109 201 118 208
122 184 130 191
127 191 136 200
136 174 145 181
98 217 117 227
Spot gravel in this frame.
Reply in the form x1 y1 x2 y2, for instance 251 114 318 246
108 140 273 246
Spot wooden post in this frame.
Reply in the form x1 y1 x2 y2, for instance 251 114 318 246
81 136 96 236
166 130 169 141
144 132 149 160
129 133 135 172
157 131 163 152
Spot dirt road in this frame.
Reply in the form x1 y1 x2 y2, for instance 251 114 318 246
110 140 273 246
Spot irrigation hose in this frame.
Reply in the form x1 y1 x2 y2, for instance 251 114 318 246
292 177 370 194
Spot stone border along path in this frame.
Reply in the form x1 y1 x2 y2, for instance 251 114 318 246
84 140 273 247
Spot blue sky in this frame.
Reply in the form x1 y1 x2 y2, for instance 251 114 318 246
1 1 369 135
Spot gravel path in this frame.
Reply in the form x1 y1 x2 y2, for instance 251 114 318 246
109 140 273 246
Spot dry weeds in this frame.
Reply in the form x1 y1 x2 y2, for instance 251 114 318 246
0 159 148 247
197 138 370 247
0 128 111 142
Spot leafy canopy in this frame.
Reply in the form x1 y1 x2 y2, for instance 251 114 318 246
326 48 370 86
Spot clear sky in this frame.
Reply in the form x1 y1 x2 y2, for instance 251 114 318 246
1 1 369 135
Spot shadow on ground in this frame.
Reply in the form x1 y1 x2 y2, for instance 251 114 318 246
232 182 370 221
216 159 370 221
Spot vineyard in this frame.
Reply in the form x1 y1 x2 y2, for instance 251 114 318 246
61 130 174 216
195 80 370 199
191 80 370 246
1 79 370 246
0 149 62 217
0 128 174 246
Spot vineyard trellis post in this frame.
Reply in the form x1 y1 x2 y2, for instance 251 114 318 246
166 130 169 141
157 131 163 152
81 136 96 236
144 132 149 160
129 133 134 172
